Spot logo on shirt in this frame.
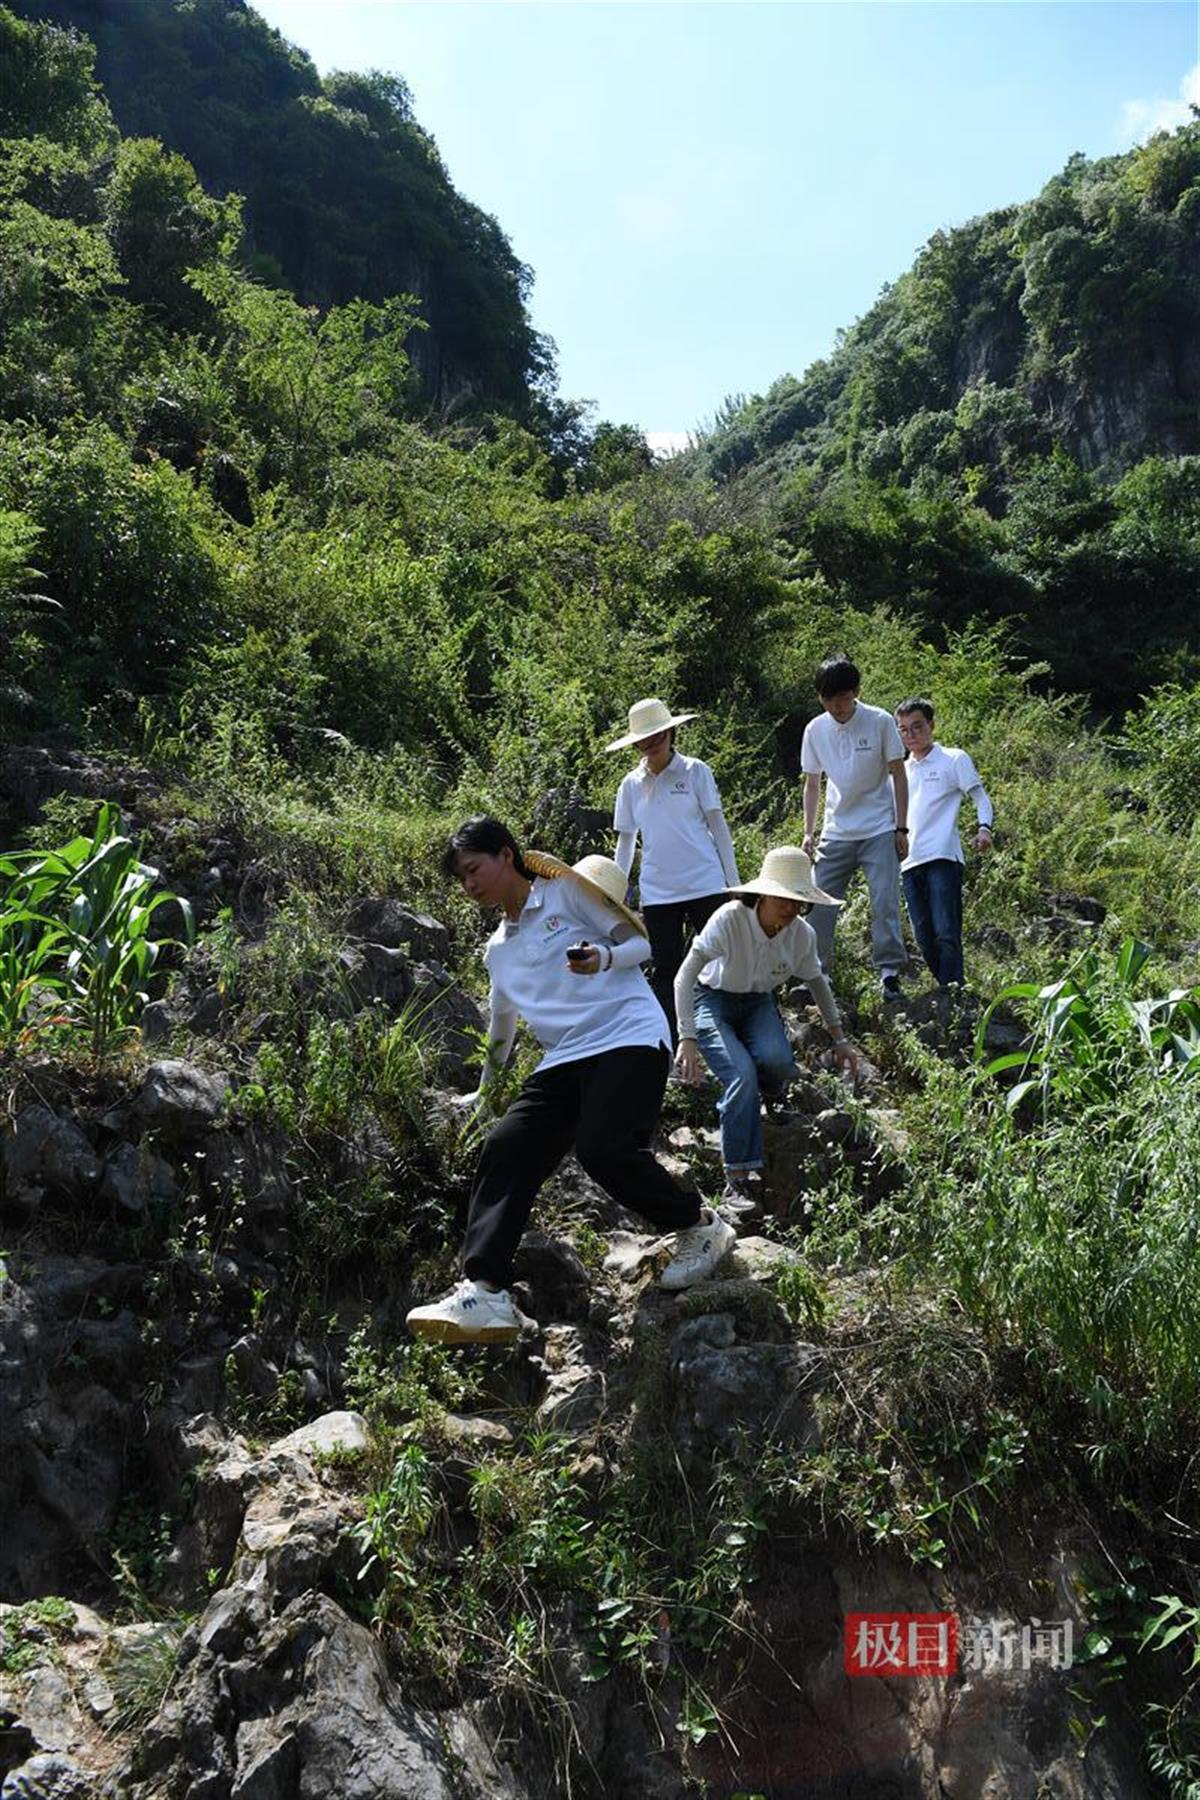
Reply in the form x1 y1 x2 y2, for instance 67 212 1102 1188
670 780 688 794
545 915 563 932
855 737 871 751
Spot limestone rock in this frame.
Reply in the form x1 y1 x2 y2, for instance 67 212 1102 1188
99 1141 178 1216
272 1411 370 1459
670 1316 823 1467
2 1107 101 1211
1 1754 94 1800
337 942 413 1012
132 1591 454 1800
814 1105 858 1145
408 964 485 1088
603 1231 666 1284
133 1060 230 1138
438 1413 515 1450
512 1231 591 1324
531 1325 608 1435
197 1125 293 1241
345 899 451 965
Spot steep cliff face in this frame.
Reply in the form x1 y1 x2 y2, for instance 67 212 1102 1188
9 0 548 415
698 127 1200 486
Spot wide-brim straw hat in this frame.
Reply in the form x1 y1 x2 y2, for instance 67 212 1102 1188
524 850 647 937
604 697 700 753
729 845 842 908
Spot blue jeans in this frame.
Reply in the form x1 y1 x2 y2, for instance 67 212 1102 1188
902 859 964 986
693 988 796 1171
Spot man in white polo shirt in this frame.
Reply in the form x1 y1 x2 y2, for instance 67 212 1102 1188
800 654 909 999
895 696 993 988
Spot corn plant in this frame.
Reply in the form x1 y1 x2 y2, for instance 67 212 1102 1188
977 936 1200 1114
0 802 194 1062
0 900 69 1051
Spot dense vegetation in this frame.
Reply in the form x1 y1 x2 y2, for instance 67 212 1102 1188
687 124 1200 710
4 6 1200 1788
8 0 553 412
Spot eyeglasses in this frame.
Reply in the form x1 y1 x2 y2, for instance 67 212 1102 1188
897 720 931 737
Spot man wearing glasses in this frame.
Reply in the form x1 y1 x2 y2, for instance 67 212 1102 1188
894 697 994 990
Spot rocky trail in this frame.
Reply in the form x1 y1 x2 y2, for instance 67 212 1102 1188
0 747 1151 1800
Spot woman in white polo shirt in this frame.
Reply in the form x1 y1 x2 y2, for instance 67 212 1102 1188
406 816 736 1344
674 846 859 1212
607 697 740 1043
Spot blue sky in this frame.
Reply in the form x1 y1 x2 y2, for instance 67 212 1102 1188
251 2 1199 443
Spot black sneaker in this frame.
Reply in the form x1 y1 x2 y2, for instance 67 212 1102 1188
880 975 904 1002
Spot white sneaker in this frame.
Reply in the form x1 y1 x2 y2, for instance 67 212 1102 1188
406 1279 521 1344
660 1210 737 1291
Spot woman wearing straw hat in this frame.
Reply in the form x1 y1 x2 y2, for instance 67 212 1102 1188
606 697 740 1045
673 845 860 1215
406 816 736 1344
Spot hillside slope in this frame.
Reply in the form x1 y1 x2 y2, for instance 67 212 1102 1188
695 126 1200 488
9 0 549 412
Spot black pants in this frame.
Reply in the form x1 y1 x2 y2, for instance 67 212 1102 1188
643 893 726 1044
462 1045 701 1288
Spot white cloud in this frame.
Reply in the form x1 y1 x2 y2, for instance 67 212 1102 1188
645 431 692 458
1117 63 1200 146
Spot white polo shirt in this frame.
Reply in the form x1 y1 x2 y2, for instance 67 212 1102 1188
673 900 840 1040
613 752 727 905
801 701 904 840
902 744 993 871
484 878 669 1073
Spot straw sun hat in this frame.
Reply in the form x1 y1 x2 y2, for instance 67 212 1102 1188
604 697 699 753
730 845 842 908
523 850 647 936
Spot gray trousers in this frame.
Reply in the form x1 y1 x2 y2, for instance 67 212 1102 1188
811 830 907 977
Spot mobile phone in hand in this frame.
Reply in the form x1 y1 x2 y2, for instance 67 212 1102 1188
566 943 591 964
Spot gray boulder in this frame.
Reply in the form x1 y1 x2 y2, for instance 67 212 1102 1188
670 1313 824 1468
2 1107 101 1213
345 899 452 965
512 1231 591 1324
1 1754 94 1800
99 1141 178 1216
133 1060 230 1139
133 1591 454 1800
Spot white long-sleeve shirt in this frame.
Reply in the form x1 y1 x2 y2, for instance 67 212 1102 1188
673 900 843 1042
902 745 993 871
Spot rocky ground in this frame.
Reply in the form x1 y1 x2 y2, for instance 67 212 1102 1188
0 744 1151 1800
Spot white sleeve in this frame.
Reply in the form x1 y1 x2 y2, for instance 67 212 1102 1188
566 879 651 969
692 760 721 811
791 922 827 987
800 720 823 776
703 808 740 886
673 935 715 1042
612 775 636 834
954 751 994 828
882 713 905 762
478 992 519 1090
614 830 637 877
806 972 843 1039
